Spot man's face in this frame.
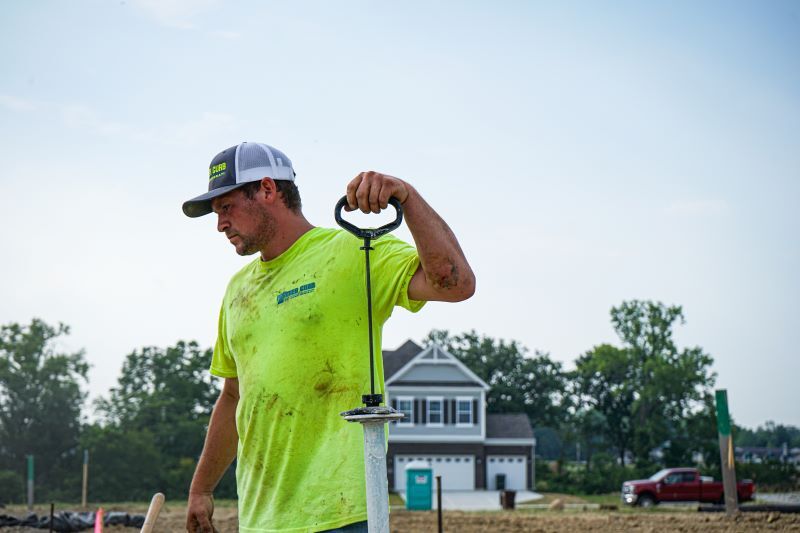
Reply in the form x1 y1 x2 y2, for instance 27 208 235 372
212 186 276 256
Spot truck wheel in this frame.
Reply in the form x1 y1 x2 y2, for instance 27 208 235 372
637 494 656 508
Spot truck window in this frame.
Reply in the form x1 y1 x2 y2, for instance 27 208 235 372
649 469 671 481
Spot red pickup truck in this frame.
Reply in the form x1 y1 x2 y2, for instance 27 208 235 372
621 468 755 507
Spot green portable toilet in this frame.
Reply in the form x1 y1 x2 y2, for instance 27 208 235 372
405 460 433 510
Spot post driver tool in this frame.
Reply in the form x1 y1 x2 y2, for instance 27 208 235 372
335 195 405 533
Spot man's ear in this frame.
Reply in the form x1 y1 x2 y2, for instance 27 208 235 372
259 177 278 204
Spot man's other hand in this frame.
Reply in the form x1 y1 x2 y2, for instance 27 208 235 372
186 492 217 533
346 171 410 214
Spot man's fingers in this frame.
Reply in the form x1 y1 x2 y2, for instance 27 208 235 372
345 175 362 211
197 515 214 533
378 184 393 209
368 178 382 213
187 509 213 533
354 175 372 213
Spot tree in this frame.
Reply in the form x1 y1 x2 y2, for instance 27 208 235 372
737 421 800 449
79 425 163 501
94 340 228 498
609 300 716 464
423 330 568 429
573 344 635 465
0 319 88 501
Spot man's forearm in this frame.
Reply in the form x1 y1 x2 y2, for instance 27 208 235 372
189 390 239 495
402 185 475 301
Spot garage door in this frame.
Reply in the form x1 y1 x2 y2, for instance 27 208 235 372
394 455 475 491
486 455 527 490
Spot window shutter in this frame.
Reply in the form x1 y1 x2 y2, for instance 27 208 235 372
473 399 479 424
451 399 456 423
414 399 420 424
444 400 450 424
422 399 427 423
391 399 397 410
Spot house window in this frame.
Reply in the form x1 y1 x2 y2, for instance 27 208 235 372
396 396 413 426
456 397 473 425
427 397 443 426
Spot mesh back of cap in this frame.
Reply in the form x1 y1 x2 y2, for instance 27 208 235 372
236 143 294 182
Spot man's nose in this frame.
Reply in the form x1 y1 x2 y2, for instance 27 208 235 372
217 214 229 233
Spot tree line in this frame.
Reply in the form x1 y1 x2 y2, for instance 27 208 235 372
0 300 796 503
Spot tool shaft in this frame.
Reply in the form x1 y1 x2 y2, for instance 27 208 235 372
364 238 376 398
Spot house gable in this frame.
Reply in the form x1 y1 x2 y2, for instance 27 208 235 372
386 344 490 390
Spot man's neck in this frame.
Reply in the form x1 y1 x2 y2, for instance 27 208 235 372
259 214 315 262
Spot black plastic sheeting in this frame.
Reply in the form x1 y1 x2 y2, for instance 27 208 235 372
0 511 145 531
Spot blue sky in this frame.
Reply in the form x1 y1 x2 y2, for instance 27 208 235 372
1 1 798 428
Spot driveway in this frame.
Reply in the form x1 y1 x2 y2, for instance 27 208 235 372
397 490 543 511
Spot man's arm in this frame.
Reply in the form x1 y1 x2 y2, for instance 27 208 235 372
346 171 475 302
186 377 239 533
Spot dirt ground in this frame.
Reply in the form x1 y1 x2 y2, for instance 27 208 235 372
389 509 800 533
4 505 800 532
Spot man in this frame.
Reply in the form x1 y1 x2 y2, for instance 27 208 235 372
183 142 474 532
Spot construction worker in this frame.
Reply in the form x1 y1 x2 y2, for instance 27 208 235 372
182 142 474 532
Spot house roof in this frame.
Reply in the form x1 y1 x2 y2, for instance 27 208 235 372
383 339 423 379
385 343 490 390
486 414 534 439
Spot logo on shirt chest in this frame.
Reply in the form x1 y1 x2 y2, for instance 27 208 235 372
277 282 316 305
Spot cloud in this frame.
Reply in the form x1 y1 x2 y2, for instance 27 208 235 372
0 93 38 112
129 0 220 29
663 199 730 217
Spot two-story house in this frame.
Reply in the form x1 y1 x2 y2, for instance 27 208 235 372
383 340 535 492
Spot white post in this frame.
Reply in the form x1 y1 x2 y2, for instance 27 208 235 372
362 421 390 532
343 406 403 533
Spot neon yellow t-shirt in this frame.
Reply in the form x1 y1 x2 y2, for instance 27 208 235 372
211 227 424 532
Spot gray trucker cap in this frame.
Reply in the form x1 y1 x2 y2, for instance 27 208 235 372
182 142 295 217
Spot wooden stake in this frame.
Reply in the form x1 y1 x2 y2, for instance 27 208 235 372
140 492 165 533
715 389 739 515
81 449 89 510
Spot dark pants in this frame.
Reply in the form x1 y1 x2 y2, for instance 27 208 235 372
320 520 368 533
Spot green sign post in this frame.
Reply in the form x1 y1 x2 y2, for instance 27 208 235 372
715 389 738 515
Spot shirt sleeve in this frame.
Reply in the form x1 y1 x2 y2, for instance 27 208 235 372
210 301 238 378
370 235 426 321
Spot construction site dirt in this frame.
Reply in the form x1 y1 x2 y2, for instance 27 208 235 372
4 507 800 532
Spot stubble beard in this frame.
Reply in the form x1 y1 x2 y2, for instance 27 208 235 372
235 208 277 256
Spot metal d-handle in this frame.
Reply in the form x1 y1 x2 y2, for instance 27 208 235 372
334 195 404 407
334 196 404 239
